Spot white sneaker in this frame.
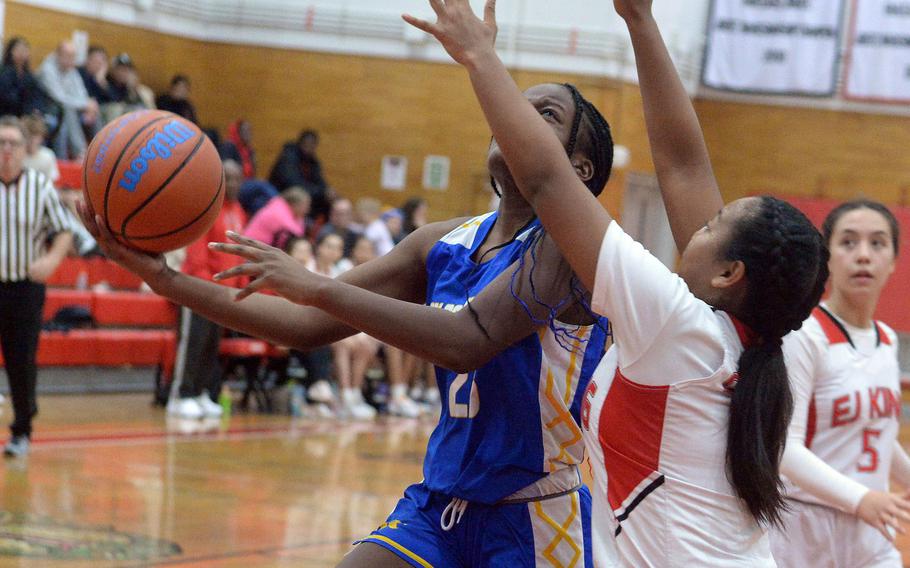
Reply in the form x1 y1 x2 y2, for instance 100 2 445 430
344 400 377 420
309 403 335 419
167 397 203 419
195 394 223 418
308 380 335 403
388 396 422 418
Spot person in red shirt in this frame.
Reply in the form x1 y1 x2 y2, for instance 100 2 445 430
168 159 247 419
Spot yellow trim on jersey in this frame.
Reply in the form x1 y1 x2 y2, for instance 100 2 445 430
563 335 584 405
543 366 583 471
363 535 434 568
533 491 581 568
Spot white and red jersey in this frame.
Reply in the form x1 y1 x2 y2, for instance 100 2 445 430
781 305 902 511
581 222 773 567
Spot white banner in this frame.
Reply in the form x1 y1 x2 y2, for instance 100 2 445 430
845 0 910 103
702 0 845 95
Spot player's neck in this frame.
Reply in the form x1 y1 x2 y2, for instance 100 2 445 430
824 291 878 329
493 188 536 237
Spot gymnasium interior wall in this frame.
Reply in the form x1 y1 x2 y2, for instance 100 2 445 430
6 3 910 354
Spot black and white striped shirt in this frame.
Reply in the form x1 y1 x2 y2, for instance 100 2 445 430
0 168 75 282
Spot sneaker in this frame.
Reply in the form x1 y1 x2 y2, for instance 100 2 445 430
308 380 335 404
344 401 377 420
309 402 335 419
3 435 29 457
195 394 223 418
167 397 204 419
388 396 422 418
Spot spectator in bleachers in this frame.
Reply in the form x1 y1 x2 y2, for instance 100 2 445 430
0 116 75 457
100 53 152 124
223 119 256 179
38 41 100 160
243 186 310 251
268 129 331 220
237 179 279 218
400 197 428 239
155 74 197 124
286 236 315 271
0 37 57 127
321 233 379 419
382 208 404 244
168 160 246 419
316 198 361 258
280 236 335 417
21 115 58 184
356 197 396 257
77 45 112 105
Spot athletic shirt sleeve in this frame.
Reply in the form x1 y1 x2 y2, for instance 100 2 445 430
591 221 723 386
780 323 869 513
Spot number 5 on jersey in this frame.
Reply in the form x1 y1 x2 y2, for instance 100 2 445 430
449 373 479 418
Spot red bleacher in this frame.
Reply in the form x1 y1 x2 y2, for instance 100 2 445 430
31 160 285 390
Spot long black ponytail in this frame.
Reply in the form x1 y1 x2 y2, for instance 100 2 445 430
723 196 828 526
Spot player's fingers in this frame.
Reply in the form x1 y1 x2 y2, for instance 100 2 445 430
876 520 895 541
213 263 261 281
402 14 439 36
429 0 445 16
225 231 273 251
208 242 261 260
888 503 910 524
76 201 99 235
234 278 267 302
484 0 497 25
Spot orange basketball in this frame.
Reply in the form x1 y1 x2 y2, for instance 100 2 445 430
83 109 224 253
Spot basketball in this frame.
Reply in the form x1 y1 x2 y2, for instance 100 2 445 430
82 109 224 253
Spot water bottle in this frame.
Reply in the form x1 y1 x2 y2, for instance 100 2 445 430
218 384 232 417
289 380 305 417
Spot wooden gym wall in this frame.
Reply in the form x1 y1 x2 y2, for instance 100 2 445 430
4 2 644 220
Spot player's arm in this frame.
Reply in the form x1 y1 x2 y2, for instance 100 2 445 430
616 0 723 250
404 1 609 292
77 198 451 350
212 231 592 373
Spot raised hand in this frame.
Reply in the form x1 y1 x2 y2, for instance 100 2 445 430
613 0 653 21
75 198 171 289
210 232 328 304
403 0 497 67
856 489 910 541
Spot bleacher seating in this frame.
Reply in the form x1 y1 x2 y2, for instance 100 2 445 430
39 160 286 399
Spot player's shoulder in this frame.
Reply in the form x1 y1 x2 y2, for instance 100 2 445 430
875 320 899 348
783 312 829 355
393 216 474 261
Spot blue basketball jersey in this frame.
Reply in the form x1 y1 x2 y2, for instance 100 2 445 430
422 212 609 504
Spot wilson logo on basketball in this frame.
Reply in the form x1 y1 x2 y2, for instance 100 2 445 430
117 120 197 192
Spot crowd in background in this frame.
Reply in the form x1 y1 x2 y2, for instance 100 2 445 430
0 35 440 423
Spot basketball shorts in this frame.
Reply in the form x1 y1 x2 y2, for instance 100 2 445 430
355 481 593 567
769 499 901 568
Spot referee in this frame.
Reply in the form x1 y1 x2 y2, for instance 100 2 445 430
0 115 73 457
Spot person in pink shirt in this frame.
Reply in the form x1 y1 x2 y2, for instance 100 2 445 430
243 186 311 251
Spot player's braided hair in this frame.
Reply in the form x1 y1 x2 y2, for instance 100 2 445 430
723 196 828 527
491 83 614 198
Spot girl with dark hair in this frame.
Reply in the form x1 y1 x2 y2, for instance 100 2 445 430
384 0 824 565
769 199 909 567
0 37 57 123
79 46 616 568
202 1 826 566
225 119 256 179
400 197 428 239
